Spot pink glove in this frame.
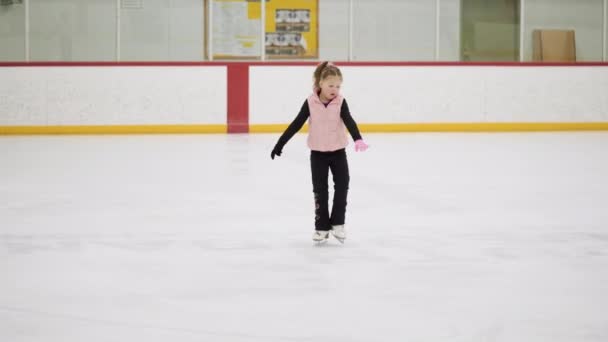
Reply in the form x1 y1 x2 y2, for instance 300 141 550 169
354 139 369 152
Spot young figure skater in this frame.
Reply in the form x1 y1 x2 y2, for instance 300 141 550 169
270 61 369 243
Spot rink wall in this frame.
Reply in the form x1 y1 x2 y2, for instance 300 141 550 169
0 64 228 134
249 63 608 133
1 62 608 134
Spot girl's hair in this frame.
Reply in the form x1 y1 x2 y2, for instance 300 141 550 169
313 61 342 90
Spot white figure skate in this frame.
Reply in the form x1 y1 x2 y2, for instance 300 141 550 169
331 225 346 243
312 230 330 243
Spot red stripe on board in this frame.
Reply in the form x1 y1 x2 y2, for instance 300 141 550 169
0 61 229 67
243 61 608 67
1 61 608 67
227 64 249 134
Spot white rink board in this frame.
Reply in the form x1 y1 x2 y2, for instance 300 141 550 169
0 67 227 126
250 66 608 124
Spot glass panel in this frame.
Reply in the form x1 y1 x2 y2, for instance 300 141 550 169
439 0 460 61
121 0 204 61
352 0 437 61
169 0 204 61
461 0 520 61
318 0 348 61
0 0 25 61
524 0 604 62
29 0 116 61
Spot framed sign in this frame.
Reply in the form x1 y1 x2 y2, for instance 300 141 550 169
265 1 318 59
206 0 318 59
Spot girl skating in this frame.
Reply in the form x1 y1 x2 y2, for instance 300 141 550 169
271 61 368 243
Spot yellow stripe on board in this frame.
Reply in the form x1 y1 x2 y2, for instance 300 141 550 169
251 122 608 133
2 123 608 135
359 123 608 132
0 125 227 135
250 124 309 133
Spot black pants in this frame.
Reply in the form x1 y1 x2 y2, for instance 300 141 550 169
310 149 350 231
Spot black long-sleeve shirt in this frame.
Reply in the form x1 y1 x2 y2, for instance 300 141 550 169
274 99 363 151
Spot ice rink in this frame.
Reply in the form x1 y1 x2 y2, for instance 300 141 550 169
1 132 608 341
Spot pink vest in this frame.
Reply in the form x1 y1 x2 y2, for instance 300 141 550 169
307 93 348 152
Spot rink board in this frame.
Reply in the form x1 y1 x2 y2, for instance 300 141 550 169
1 62 607 134
0 65 227 130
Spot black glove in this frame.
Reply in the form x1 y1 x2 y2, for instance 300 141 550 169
271 147 282 160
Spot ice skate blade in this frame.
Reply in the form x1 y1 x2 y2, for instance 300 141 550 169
331 232 345 244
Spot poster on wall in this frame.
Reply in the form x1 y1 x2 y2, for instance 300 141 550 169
207 0 318 59
264 0 318 59
209 0 261 59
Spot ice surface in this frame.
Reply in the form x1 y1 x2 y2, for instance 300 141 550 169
1 133 608 341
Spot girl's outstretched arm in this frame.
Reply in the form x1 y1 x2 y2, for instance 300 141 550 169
271 100 310 159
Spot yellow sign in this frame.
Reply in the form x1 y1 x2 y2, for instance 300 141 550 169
209 0 318 59
263 0 318 59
